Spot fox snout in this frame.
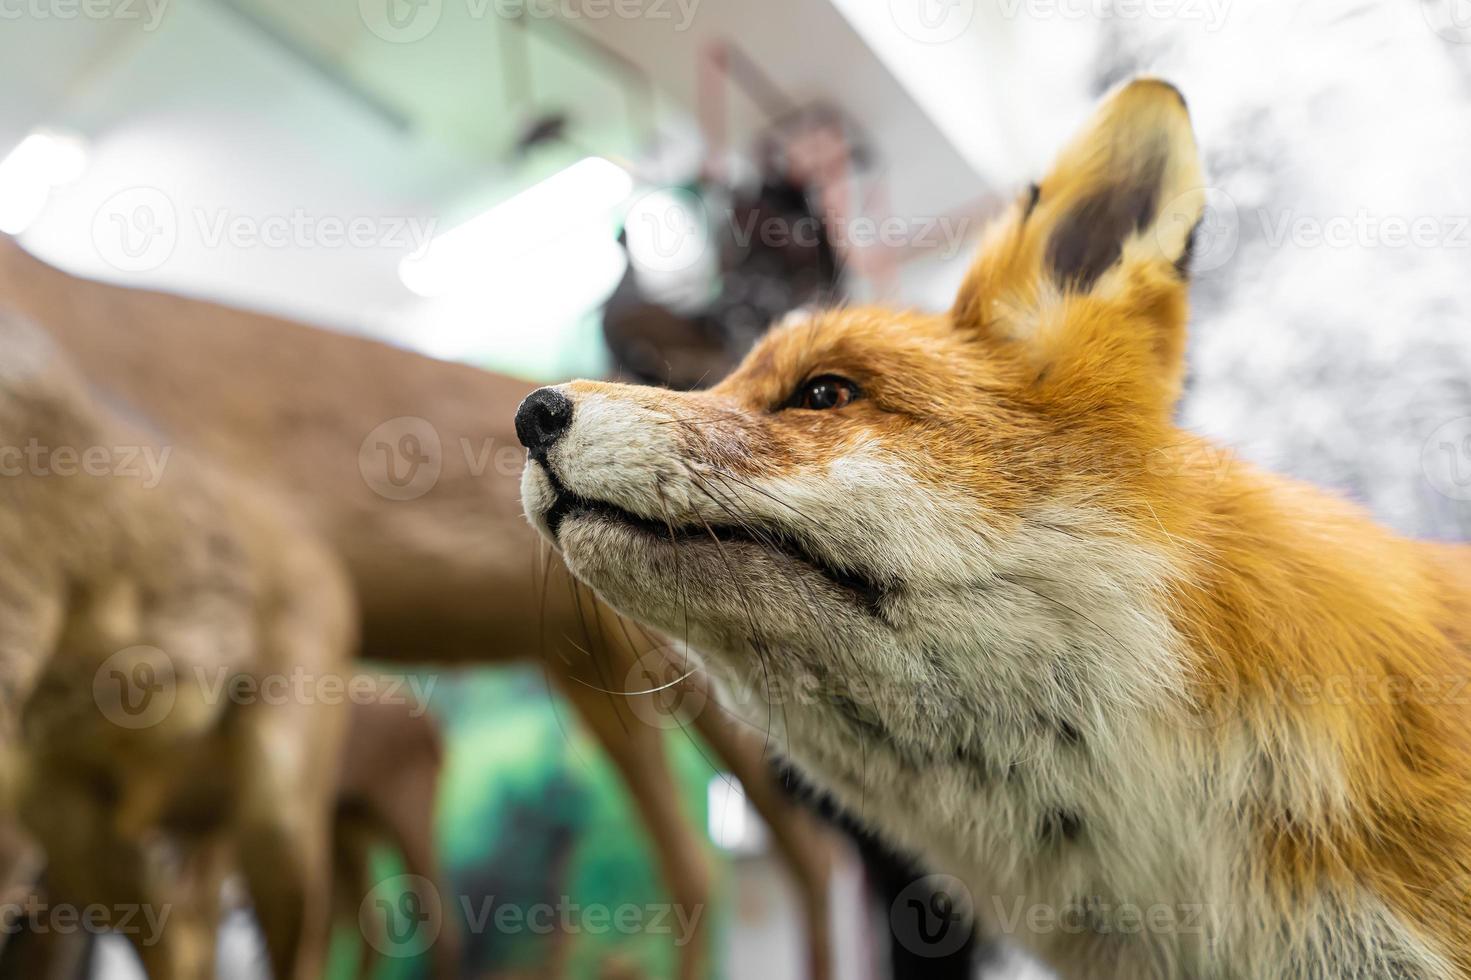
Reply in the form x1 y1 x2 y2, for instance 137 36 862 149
514 386 573 459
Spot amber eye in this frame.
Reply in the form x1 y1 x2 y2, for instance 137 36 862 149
791 375 860 411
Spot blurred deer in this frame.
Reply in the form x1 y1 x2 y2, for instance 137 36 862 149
0 236 835 980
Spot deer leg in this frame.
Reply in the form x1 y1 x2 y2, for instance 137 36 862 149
560 674 712 980
691 694 836 980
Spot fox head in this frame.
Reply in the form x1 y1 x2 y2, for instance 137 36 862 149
518 79 1210 769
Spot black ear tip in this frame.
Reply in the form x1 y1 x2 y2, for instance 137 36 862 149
1174 216 1203 281
1022 183 1042 222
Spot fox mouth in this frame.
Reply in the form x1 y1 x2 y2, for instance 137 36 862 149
542 474 889 618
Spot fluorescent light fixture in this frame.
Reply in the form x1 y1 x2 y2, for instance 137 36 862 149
401 156 633 298
409 226 628 361
0 128 89 235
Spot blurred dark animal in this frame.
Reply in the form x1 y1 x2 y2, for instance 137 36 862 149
603 172 840 389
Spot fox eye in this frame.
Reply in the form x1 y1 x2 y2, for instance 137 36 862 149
790 375 860 411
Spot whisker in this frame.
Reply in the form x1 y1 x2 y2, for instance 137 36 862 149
645 484 752 795
691 468 870 684
652 409 754 427
683 469 888 765
540 560 594 773
682 473 817 742
565 574 630 735
693 464 815 525
655 482 694 675
684 467 895 778
562 665 701 697
684 504 780 756
688 473 835 635
537 539 557 664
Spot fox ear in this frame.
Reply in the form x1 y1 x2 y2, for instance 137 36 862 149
953 78 1205 411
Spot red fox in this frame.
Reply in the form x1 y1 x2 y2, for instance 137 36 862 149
518 79 1471 978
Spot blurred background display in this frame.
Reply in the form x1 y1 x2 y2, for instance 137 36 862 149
1 0 1469 978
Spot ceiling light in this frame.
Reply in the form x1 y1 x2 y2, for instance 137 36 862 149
400 156 633 299
0 128 89 235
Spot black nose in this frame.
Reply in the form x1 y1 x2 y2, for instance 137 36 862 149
515 387 573 457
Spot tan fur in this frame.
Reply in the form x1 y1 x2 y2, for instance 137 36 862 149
5 694 457 980
0 235 837 979
520 79 1471 978
0 312 351 978
333 696 459 980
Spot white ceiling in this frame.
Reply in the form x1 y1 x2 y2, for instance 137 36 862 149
0 0 1078 378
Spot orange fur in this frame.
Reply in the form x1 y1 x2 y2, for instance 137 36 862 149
524 78 1471 977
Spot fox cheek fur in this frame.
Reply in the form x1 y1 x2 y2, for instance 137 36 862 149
521 78 1471 979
